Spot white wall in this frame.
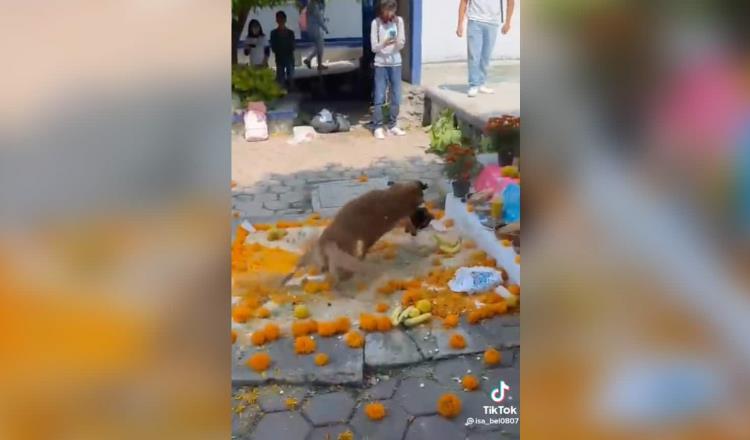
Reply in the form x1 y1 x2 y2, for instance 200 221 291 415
240 0 362 40
421 0 520 63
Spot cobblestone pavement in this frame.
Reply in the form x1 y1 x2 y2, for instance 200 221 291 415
233 340 520 440
232 155 447 222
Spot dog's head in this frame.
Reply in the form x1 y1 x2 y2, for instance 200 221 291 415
409 207 434 230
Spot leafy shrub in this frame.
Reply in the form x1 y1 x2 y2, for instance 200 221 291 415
231 65 286 104
428 110 462 155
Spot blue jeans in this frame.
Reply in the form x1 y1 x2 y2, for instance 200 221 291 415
275 57 294 86
373 65 401 129
467 19 499 88
305 26 325 66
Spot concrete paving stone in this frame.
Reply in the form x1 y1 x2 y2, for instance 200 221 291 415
234 194 255 203
405 415 466 440
250 192 279 203
270 185 292 194
279 191 306 204
362 376 400 400
252 411 311 440
364 330 424 368
263 200 289 211
232 337 364 386
263 178 283 186
258 386 308 412
307 424 355 440
282 177 307 188
232 410 257 440
476 318 520 348
350 400 409 440
302 391 356 426
404 323 438 360
433 321 491 359
235 200 275 218
394 377 448 416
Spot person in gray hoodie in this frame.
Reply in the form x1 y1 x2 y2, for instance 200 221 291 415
370 0 406 140
303 0 329 71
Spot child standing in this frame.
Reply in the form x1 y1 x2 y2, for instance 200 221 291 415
270 11 296 87
244 19 269 68
370 0 406 140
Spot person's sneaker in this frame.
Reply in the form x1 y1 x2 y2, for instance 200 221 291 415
303 58 312 69
467 87 479 97
479 86 495 94
374 128 386 140
388 126 407 136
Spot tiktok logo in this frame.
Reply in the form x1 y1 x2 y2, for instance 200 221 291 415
490 381 511 403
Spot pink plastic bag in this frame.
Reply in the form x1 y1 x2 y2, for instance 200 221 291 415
474 165 518 194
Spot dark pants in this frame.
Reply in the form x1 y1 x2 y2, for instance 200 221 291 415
372 65 402 129
275 57 294 87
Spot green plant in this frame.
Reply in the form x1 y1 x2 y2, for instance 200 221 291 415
443 144 482 181
428 110 462 155
232 65 286 104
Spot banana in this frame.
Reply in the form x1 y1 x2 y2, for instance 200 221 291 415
439 239 462 255
433 234 460 249
404 313 432 327
398 306 417 323
408 307 421 318
390 305 403 326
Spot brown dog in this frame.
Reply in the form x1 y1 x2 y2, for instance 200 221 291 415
284 180 427 284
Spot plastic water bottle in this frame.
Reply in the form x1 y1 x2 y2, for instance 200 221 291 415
502 183 520 223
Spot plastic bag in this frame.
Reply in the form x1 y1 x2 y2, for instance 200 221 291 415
502 183 520 223
448 267 503 294
474 165 517 194
244 101 268 142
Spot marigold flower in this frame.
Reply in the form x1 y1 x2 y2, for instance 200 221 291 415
436 393 462 418
507 284 520 296
231 329 237 344
247 352 271 372
250 331 266 346
232 305 252 323
263 323 281 341
344 330 364 348
375 303 389 313
256 307 271 318
294 336 316 354
317 321 338 337
314 353 329 366
449 333 466 349
462 375 479 391
359 313 377 332
484 347 502 366
375 315 392 332
443 314 459 328
335 316 351 333
364 402 387 420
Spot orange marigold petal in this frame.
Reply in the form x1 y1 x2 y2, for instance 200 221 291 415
359 314 377 332
449 333 466 349
344 330 364 348
250 331 266 346
462 375 479 391
314 353 329 366
263 323 281 341
318 321 338 337
443 314 459 328
256 307 271 319
335 316 351 333
375 303 389 313
436 393 462 418
364 402 387 421
375 315 392 332
294 336 316 354
484 347 502 366
246 352 272 372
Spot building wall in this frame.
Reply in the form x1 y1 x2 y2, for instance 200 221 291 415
421 0 520 63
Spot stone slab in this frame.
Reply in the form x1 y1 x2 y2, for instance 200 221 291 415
312 177 389 211
405 415 466 440
232 337 364 386
302 391 356 426
251 411 311 440
364 330 424 368
393 377 448 416
350 400 409 440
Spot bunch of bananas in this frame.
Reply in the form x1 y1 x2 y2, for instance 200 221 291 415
433 234 462 255
390 299 432 327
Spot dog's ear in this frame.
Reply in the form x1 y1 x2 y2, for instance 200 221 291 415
387 180 395 187
419 181 428 190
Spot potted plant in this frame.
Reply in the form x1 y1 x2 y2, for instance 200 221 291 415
485 115 520 167
444 144 482 198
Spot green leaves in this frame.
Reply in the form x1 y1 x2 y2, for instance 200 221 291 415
428 110 462 155
231 66 286 104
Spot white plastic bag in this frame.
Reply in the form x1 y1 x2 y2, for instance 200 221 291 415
448 266 503 294
244 102 268 142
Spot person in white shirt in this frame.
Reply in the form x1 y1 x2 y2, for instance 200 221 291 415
244 19 269 68
370 0 407 140
456 0 515 97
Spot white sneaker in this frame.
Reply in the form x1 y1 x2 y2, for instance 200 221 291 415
388 126 407 136
467 87 478 97
374 128 386 140
479 86 495 94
